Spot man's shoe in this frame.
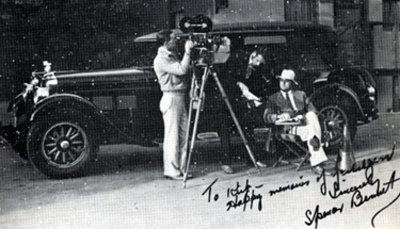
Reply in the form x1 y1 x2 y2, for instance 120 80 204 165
221 165 234 174
256 161 267 168
165 174 193 180
312 161 336 176
311 165 324 176
183 173 193 179
309 136 320 151
165 175 184 180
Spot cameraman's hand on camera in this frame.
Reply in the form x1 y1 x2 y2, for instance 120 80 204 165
185 40 194 55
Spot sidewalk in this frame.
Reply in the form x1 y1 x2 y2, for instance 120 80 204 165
1 113 399 229
1 147 398 229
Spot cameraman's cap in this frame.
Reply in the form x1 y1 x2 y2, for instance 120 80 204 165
277 69 298 85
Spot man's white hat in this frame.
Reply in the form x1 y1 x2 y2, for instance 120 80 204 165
277 69 298 85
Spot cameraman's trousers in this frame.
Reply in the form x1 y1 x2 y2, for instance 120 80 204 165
160 91 188 177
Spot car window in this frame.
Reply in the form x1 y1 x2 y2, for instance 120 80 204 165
289 48 329 71
240 35 288 73
244 36 286 45
242 35 330 72
288 36 330 71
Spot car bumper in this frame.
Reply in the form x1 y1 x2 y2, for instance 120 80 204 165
0 121 11 146
371 108 379 120
0 121 20 148
362 106 379 124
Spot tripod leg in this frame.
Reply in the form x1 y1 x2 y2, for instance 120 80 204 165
181 73 197 172
183 67 209 187
211 72 260 173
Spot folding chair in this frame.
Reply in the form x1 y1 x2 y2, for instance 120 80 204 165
268 121 311 171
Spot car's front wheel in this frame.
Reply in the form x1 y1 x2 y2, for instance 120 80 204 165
27 115 94 178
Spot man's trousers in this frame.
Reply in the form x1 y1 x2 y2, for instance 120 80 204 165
290 112 328 166
160 92 188 177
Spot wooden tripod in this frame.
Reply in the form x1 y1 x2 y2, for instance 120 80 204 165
183 64 260 188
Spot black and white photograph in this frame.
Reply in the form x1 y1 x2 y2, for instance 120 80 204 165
0 0 399 228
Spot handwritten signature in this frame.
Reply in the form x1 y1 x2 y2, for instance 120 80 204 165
311 146 399 228
201 145 398 228
201 178 263 211
352 170 400 227
226 179 263 211
269 176 310 196
305 203 344 229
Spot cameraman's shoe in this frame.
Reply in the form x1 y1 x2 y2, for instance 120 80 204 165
221 165 234 174
245 160 267 168
256 161 267 168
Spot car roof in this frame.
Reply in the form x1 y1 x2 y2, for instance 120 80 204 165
134 21 334 43
212 21 332 32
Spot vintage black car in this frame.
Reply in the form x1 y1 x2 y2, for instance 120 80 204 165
0 21 378 178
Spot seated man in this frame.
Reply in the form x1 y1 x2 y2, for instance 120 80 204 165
236 49 278 142
263 69 328 173
216 49 275 174
237 49 277 108
235 50 278 163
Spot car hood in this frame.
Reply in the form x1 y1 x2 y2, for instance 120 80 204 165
55 67 155 81
52 67 157 93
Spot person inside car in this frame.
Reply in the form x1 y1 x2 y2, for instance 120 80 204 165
153 29 194 180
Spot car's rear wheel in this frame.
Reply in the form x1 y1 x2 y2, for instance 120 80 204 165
318 105 356 148
27 114 94 178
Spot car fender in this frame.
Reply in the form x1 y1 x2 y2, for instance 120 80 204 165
310 83 366 122
31 93 102 122
29 93 157 147
29 94 121 143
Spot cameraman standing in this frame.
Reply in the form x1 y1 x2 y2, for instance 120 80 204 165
154 30 194 180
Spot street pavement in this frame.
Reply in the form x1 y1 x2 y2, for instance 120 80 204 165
0 112 400 229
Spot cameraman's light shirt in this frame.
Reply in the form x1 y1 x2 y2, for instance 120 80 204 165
153 46 190 92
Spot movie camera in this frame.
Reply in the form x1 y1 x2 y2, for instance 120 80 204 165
176 15 231 65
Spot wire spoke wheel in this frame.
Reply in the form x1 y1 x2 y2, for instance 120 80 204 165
41 122 89 169
28 113 95 178
318 105 348 146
